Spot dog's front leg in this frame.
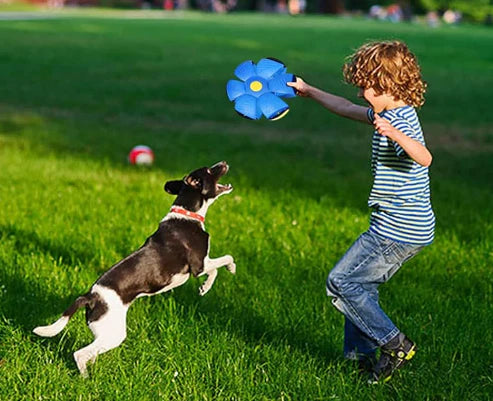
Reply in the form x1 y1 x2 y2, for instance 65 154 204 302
198 255 236 296
201 255 236 275
198 269 217 296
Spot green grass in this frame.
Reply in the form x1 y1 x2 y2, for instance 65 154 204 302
0 10 492 401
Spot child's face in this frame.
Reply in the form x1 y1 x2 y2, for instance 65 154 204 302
358 87 403 113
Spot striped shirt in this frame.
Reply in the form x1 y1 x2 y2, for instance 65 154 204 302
367 106 435 245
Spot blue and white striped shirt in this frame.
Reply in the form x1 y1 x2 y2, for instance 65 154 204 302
367 106 435 245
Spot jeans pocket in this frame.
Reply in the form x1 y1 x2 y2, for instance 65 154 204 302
382 262 401 282
383 242 423 267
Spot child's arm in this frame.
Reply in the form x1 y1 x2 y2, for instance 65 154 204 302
374 114 433 167
287 77 370 124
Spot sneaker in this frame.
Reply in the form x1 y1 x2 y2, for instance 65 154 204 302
369 333 416 384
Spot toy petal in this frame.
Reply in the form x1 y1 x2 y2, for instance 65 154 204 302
234 60 257 81
226 80 246 101
256 58 286 79
234 94 262 120
258 93 289 120
268 73 296 98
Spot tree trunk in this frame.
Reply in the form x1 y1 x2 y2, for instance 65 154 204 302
318 0 344 14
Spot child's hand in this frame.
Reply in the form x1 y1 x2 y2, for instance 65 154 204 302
287 77 311 97
374 113 399 140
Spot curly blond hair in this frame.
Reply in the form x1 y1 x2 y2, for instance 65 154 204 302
343 40 426 107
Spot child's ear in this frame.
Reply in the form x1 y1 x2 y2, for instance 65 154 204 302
164 180 184 195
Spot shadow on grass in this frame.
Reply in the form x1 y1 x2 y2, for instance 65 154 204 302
0 266 86 367
0 223 96 268
170 282 343 366
0 224 93 328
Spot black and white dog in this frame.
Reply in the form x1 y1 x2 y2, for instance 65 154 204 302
33 161 235 376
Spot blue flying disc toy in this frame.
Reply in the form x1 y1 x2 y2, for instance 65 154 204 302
226 58 296 121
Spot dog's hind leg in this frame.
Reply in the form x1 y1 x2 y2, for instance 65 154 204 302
74 285 128 377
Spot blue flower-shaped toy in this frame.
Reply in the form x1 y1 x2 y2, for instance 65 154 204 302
226 58 296 121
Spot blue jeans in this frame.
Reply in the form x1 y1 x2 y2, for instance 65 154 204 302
326 230 424 360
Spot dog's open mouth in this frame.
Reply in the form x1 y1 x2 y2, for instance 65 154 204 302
210 162 233 195
216 183 233 195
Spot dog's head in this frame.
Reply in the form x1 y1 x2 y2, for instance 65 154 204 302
164 161 233 213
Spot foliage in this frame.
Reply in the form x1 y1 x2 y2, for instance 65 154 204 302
417 0 493 21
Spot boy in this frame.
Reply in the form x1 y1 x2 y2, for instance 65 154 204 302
288 41 435 383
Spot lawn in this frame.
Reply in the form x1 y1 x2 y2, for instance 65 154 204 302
0 9 492 401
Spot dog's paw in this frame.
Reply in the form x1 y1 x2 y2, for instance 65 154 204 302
74 351 89 378
227 261 236 274
198 284 211 296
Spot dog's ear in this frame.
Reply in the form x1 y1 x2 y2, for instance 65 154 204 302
164 180 184 195
185 175 202 191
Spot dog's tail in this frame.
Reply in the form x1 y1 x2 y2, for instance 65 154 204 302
33 293 94 337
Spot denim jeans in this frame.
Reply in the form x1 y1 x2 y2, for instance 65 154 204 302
326 230 424 360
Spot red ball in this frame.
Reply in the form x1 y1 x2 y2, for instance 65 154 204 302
128 145 154 166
